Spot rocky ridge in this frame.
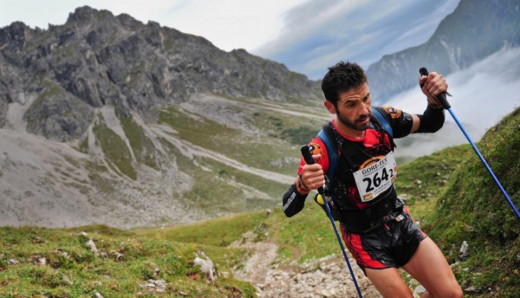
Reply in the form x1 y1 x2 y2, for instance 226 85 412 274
0 5 320 141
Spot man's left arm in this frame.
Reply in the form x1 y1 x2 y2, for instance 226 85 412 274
410 71 448 133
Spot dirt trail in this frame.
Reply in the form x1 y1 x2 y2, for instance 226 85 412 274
230 232 381 298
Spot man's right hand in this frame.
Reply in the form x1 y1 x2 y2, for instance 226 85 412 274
300 155 326 191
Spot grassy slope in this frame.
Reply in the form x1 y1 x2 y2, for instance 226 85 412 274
0 225 255 297
422 107 520 296
2 108 518 297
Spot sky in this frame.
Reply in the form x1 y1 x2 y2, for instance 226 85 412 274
0 0 459 79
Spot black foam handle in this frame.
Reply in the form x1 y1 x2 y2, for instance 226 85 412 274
300 145 324 193
419 67 451 109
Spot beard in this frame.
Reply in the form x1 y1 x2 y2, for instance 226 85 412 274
337 112 371 131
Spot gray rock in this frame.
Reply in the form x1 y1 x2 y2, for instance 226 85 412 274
0 5 320 140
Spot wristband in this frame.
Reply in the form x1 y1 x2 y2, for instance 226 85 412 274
417 105 445 133
282 184 308 216
297 175 310 192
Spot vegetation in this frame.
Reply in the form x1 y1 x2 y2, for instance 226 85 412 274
120 115 159 169
2 108 518 296
0 225 254 297
423 107 520 296
92 114 137 180
158 103 321 176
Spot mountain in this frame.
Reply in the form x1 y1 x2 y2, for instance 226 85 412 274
0 6 323 228
366 0 520 103
0 6 320 141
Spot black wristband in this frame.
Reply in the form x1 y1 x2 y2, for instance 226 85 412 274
282 184 307 217
417 105 445 133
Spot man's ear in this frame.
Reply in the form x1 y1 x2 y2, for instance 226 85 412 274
324 100 336 114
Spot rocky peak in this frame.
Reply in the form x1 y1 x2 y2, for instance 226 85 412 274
0 22 36 51
66 6 107 25
0 6 320 141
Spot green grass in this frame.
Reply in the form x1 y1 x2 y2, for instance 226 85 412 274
92 115 136 180
394 143 472 221
137 212 268 247
158 105 319 176
0 225 255 297
120 115 159 169
422 107 520 296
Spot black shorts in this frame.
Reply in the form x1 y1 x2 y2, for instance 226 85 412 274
341 207 426 271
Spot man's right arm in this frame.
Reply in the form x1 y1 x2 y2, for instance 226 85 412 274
282 138 327 217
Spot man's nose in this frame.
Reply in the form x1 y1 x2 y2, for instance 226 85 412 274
359 102 370 114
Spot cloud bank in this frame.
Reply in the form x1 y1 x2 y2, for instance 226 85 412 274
387 47 520 159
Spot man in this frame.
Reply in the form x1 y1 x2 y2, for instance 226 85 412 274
282 61 463 297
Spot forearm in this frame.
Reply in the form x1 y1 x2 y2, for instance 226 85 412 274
282 178 309 217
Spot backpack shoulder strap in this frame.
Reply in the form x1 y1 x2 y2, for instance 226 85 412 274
372 106 393 138
317 124 338 185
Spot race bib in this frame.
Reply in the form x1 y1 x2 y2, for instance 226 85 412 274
353 152 397 202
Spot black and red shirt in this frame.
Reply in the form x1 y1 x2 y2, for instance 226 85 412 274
297 106 414 212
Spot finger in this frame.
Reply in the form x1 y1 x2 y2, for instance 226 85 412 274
305 175 325 189
418 75 427 87
302 163 322 172
429 79 447 97
301 168 324 187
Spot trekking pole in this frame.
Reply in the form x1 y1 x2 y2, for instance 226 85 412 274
301 145 363 298
420 67 520 220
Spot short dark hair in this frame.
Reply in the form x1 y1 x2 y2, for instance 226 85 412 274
321 61 367 105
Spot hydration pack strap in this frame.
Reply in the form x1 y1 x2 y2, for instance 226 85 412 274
318 127 338 185
372 107 393 138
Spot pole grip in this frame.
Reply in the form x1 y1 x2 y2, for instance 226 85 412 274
300 145 324 194
419 67 451 109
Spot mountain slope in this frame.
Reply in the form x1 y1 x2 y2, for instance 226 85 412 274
0 6 325 228
0 92 331 228
423 107 520 295
0 6 321 141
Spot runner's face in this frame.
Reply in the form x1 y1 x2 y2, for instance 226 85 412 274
335 83 372 133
